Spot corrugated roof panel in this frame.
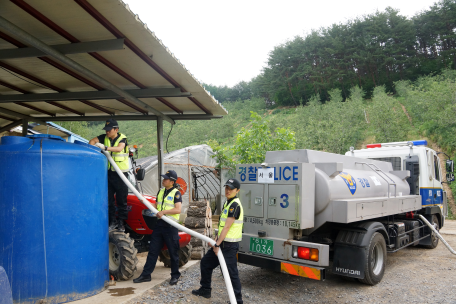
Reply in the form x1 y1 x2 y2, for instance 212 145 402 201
0 0 227 124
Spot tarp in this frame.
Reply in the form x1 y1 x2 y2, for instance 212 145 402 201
136 144 223 221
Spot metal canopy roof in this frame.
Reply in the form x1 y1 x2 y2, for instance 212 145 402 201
0 0 227 131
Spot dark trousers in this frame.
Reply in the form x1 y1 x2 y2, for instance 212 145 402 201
200 242 242 303
142 223 181 279
108 171 129 223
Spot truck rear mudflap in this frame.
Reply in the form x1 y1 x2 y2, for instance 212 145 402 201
237 252 326 281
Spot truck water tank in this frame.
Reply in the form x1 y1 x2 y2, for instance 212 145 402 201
0 135 108 303
265 149 411 215
314 167 410 215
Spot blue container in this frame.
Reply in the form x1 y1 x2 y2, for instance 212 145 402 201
0 135 108 303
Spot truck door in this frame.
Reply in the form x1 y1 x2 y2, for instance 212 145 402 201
433 153 443 206
421 150 435 206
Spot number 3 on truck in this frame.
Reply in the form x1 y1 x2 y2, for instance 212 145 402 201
280 193 289 208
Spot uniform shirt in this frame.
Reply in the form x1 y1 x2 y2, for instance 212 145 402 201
97 134 127 147
224 197 241 220
98 134 128 173
155 187 182 226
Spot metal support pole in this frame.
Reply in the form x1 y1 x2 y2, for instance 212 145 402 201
157 117 164 188
22 119 28 137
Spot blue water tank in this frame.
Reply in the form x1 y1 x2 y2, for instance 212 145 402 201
0 135 108 303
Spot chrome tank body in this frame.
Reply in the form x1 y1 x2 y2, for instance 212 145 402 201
265 149 411 216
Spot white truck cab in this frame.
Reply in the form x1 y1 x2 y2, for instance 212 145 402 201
345 140 454 218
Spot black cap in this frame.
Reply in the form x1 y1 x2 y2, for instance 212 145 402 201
224 178 240 190
161 170 178 181
102 119 119 131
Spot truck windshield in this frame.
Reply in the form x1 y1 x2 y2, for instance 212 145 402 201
369 157 402 171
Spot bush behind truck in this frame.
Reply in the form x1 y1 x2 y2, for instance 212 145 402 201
235 140 454 285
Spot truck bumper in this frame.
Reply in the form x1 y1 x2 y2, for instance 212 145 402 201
237 252 326 281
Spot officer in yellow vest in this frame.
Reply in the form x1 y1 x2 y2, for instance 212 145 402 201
133 170 182 285
192 178 244 304
89 119 129 232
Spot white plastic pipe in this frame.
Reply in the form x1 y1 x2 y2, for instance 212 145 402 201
102 150 237 304
418 215 456 255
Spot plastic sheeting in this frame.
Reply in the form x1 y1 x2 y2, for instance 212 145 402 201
136 144 225 222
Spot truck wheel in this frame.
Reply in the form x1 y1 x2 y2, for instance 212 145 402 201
109 231 138 281
159 244 192 268
359 232 386 285
423 215 440 249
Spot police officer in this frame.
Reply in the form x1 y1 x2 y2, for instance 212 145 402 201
192 178 244 304
133 170 182 285
89 119 129 232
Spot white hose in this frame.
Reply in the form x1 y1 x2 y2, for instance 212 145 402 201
102 151 237 304
418 215 456 255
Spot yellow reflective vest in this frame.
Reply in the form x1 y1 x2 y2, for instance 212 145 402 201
156 187 180 222
218 198 243 242
104 133 129 172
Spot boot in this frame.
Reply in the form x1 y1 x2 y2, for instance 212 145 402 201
117 219 125 232
192 287 211 299
133 273 151 283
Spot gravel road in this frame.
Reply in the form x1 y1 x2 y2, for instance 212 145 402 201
128 234 456 304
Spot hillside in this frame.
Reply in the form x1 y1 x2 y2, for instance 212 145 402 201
87 85 414 158
84 70 456 217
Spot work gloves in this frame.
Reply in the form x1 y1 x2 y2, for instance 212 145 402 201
94 142 106 150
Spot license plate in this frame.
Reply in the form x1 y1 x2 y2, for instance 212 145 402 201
250 237 273 256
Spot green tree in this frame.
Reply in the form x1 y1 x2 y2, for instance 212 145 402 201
207 139 236 174
233 112 296 164
55 121 91 139
368 86 410 142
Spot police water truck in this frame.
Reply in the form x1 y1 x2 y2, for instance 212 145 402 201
235 140 454 285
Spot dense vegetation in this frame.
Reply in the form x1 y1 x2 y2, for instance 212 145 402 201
82 83 414 159
204 0 456 105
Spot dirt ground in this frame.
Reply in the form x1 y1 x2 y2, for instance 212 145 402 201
129 234 456 304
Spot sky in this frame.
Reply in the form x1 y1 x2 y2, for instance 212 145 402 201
124 0 439 87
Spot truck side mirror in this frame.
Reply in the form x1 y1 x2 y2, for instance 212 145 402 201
446 160 454 173
136 168 145 181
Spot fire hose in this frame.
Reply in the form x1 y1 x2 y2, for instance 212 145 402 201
418 215 456 255
101 150 237 304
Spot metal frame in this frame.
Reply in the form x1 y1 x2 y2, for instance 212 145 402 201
0 60 113 115
0 16 175 124
0 38 125 59
0 88 191 103
0 119 22 133
74 0 212 115
48 114 222 121
9 0 185 114
0 107 46 125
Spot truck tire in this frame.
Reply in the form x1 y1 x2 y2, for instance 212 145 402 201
159 243 192 268
109 231 138 281
358 232 386 285
423 215 440 249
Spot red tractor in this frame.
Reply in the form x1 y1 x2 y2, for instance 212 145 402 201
108 147 192 281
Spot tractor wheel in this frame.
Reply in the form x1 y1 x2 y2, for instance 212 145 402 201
423 215 440 249
159 243 192 268
109 231 138 281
